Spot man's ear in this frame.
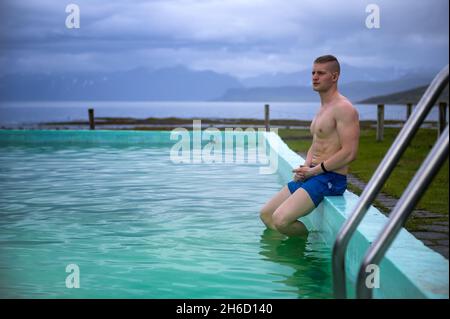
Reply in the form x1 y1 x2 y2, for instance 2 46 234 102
332 72 339 82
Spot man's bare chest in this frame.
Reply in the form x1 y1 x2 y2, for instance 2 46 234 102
310 109 336 138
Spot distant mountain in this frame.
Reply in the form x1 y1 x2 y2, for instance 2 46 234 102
241 71 309 87
0 64 444 102
340 73 435 102
217 86 319 102
220 73 435 102
240 64 437 87
358 85 449 104
0 66 242 101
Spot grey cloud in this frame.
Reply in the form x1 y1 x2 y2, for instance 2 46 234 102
0 0 448 77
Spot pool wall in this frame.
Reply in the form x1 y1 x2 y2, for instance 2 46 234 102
265 131 449 299
1 129 448 299
0 129 174 145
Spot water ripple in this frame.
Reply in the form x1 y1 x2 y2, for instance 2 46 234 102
0 142 333 298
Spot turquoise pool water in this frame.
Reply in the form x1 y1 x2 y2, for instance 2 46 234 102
0 136 333 298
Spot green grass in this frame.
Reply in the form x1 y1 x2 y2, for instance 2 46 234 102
278 127 449 216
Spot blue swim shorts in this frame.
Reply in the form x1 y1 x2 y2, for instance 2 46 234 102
287 171 347 207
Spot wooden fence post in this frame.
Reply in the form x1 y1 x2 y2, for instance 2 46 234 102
265 104 270 132
438 102 447 136
377 104 384 141
88 108 95 130
406 103 413 120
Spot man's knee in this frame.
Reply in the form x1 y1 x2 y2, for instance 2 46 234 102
259 206 271 223
272 210 290 232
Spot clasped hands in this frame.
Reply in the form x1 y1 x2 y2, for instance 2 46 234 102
292 165 315 182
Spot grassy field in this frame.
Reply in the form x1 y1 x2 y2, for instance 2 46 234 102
278 127 449 218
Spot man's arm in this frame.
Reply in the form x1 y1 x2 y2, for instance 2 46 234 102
321 103 359 171
304 145 314 167
303 103 359 177
293 145 313 181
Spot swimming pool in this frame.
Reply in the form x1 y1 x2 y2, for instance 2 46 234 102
0 130 448 299
0 130 334 298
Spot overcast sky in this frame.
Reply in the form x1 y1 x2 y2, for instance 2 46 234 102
0 0 448 78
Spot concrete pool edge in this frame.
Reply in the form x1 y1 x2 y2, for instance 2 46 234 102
264 131 449 299
0 129 176 144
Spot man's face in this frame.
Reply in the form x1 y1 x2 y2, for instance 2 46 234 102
312 62 338 92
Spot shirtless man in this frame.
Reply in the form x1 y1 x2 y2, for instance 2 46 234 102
260 55 360 237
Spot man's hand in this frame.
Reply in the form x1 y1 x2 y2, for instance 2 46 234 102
292 165 317 181
292 165 306 181
292 167 303 181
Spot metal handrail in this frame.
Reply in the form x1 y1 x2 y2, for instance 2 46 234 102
356 125 448 298
332 65 449 299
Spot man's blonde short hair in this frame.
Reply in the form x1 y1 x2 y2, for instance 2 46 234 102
314 55 340 74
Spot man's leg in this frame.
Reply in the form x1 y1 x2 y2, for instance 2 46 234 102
260 186 291 230
272 188 315 237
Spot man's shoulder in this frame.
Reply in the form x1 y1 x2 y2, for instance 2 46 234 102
335 95 355 109
334 96 358 119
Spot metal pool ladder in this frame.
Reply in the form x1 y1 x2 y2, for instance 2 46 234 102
332 65 449 299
